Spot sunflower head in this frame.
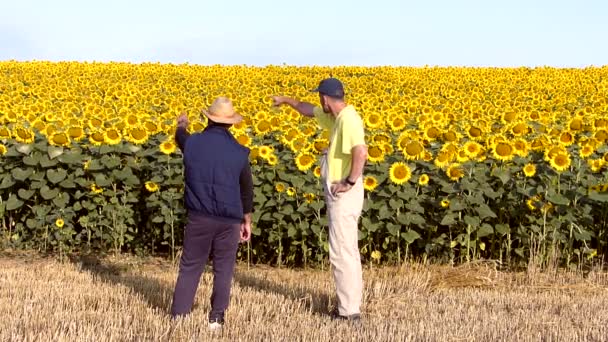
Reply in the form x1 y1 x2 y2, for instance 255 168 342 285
389 162 412 185
367 144 386 163
160 140 176 155
0 144 7 156
145 181 160 192
295 153 315 172
363 176 378 191
275 182 286 193
492 141 514 162
446 164 465 182
55 218 65 228
550 153 571 173
418 174 430 186
523 163 536 177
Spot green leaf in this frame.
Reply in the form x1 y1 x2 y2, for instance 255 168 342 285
440 213 458 226
16 144 33 155
477 224 494 238
23 154 40 166
587 192 608 202
95 174 112 187
495 224 510 235
401 229 421 244
6 195 24 211
475 203 497 220
546 193 569 206
40 186 60 200
52 192 70 208
11 167 34 181
47 169 68 184
39 154 58 168
464 215 480 227
0 176 16 189
389 198 403 210
17 188 35 200
449 198 466 211
58 150 83 164
493 168 511 185
47 146 64 159
405 201 425 214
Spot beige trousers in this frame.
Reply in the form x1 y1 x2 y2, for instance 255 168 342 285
321 154 364 316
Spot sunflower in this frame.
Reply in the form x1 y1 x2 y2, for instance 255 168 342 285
125 113 139 127
418 174 429 186
254 119 272 135
588 159 604 173
145 181 160 192
544 145 568 162
456 149 470 163
434 151 453 169
466 125 483 140
286 187 296 197
492 141 515 162
0 126 11 139
289 136 309 153
364 113 382 129
367 144 386 163
295 152 315 172
127 126 148 145
160 139 176 155
558 130 575 146
0 144 7 156
55 218 65 228
389 116 406 132
88 130 105 146
104 128 122 145
275 182 286 193
440 199 450 208
363 176 378 191
267 154 278 166
510 122 529 137
67 125 85 141
13 126 35 144
523 163 536 177
424 126 441 141
513 139 530 157
580 144 594 158
90 183 103 194
259 146 271 159
235 132 252 147
303 193 316 203
144 120 160 135
446 164 465 182
49 132 70 147
569 117 583 131
403 140 425 161
313 166 321 178
312 139 329 154
463 141 483 158
389 162 412 185
550 153 571 173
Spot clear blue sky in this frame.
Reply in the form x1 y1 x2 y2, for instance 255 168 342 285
1 0 606 67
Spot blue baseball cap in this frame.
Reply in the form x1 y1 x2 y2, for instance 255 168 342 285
311 77 345 98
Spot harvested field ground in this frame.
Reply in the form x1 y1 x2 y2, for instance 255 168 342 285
1 252 607 341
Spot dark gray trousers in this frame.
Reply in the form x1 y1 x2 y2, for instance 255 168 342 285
170 213 241 321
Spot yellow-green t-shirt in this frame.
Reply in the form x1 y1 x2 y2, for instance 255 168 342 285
313 105 366 182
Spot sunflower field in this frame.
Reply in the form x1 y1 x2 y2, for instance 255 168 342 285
1 61 608 268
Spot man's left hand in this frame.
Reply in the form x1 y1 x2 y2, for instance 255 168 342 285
177 112 189 128
330 180 352 197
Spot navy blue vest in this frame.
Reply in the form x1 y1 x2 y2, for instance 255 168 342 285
183 126 250 222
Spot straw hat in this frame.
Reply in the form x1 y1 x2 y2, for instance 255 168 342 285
202 97 242 124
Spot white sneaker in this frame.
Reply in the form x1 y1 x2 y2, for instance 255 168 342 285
208 321 223 331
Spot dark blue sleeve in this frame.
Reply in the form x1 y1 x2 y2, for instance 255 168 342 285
175 127 190 153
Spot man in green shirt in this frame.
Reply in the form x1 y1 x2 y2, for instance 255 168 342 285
272 78 368 321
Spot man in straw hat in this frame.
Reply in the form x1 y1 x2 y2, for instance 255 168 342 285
271 77 367 322
170 96 253 330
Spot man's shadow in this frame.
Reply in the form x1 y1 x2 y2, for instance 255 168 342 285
233 268 333 318
69 254 174 313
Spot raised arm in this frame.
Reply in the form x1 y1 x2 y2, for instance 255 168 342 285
271 96 315 118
